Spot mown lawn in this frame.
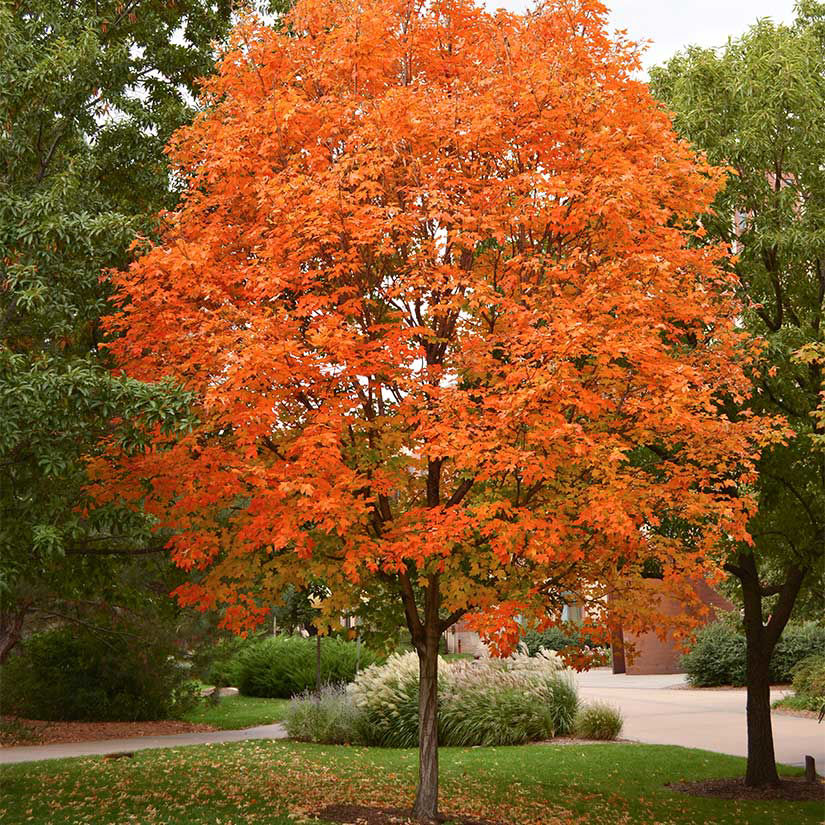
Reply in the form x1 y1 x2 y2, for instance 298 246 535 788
1 741 821 825
182 695 289 729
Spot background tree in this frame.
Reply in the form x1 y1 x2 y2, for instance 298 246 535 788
0 1 237 660
99 0 772 820
651 0 825 788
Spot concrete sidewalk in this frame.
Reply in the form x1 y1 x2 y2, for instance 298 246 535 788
0 722 287 765
575 668 825 768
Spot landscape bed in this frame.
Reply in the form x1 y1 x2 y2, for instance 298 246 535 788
0 740 821 825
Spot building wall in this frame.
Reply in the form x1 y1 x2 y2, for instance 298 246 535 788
445 620 489 657
616 580 734 675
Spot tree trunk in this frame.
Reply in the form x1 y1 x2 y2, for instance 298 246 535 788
316 632 322 695
732 552 806 788
412 627 440 823
744 641 779 786
0 601 30 664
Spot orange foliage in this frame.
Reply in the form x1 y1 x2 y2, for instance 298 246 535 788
96 0 777 649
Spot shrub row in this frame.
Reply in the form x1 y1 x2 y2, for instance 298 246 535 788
1 625 199 722
284 650 623 747
681 621 825 687
228 635 377 698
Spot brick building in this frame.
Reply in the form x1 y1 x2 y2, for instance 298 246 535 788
610 579 734 675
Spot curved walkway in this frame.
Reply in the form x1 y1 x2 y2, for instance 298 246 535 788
575 668 824 769
0 722 287 765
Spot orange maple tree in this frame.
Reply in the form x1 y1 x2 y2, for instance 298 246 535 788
96 0 776 819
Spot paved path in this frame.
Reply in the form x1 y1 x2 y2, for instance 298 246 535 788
0 723 287 765
575 668 825 768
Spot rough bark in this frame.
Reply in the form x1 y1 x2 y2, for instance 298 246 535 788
399 572 443 824
744 637 779 786
412 628 441 822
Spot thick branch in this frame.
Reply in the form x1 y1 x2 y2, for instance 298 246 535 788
64 545 167 557
440 607 467 633
399 569 423 642
764 566 806 650
444 477 474 508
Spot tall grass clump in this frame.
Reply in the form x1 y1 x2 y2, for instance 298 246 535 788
347 648 574 747
573 702 623 740
284 686 366 744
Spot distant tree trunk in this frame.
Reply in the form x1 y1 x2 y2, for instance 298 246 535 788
316 632 322 695
0 600 31 664
728 553 805 787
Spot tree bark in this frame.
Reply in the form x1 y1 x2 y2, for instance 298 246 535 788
412 625 441 823
0 601 30 664
744 643 779 786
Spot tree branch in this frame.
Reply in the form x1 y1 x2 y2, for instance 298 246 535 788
444 477 474 508
399 569 423 642
440 607 467 633
64 545 167 557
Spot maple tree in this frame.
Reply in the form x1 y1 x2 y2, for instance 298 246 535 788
98 0 777 819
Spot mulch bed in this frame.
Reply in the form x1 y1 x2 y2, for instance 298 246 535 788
315 804 504 825
0 715 216 747
667 777 825 802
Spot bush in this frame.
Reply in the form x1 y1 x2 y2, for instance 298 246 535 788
681 620 825 687
771 623 825 683
0 625 199 722
522 627 580 655
791 654 825 702
681 622 747 687
346 648 575 747
284 685 366 744
573 702 623 740
233 635 377 698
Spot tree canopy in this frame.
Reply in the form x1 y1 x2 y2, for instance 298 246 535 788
0 1 234 658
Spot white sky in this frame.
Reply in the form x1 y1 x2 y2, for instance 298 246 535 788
491 1 797 69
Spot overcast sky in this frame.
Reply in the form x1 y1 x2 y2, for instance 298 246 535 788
492 1 797 69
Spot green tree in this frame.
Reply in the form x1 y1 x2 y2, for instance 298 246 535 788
651 0 825 787
0 1 235 660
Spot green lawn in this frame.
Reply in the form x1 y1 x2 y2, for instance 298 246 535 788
441 652 475 662
182 695 289 729
0 741 820 825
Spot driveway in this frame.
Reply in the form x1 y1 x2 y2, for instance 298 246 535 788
575 668 824 768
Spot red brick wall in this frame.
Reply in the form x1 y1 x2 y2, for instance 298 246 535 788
617 580 734 675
